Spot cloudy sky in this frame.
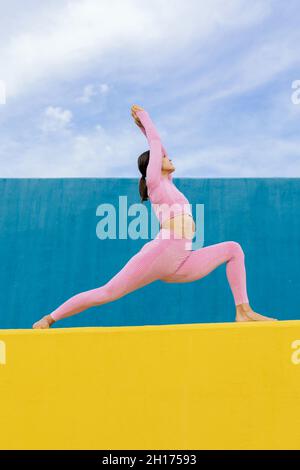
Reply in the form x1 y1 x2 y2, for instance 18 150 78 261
0 0 299 177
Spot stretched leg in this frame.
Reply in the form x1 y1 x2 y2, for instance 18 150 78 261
32 238 178 328
161 241 277 321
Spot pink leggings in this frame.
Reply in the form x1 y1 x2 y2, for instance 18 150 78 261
50 229 249 321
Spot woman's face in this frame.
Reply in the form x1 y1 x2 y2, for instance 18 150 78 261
162 154 175 172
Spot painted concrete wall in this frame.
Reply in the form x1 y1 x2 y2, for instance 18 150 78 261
0 321 300 449
0 178 299 328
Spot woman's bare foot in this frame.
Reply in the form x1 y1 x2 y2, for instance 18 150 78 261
32 314 55 329
235 310 252 322
235 303 278 322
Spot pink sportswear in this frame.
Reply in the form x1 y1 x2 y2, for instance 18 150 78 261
48 111 249 323
136 109 193 225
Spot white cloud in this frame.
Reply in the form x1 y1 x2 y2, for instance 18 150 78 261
77 85 96 104
40 106 73 133
206 36 300 102
179 138 300 177
77 83 110 103
0 0 299 177
99 84 109 94
0 121 142 177
0 80 6 105
0 0 272 99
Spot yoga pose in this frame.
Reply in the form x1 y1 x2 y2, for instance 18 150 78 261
33 105 277 328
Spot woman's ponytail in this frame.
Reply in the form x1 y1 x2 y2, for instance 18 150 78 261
137 151 150 202
139 174 148 202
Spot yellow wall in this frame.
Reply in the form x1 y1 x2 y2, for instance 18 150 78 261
0 321 300 449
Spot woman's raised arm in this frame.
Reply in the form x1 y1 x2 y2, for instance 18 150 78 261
135 118 168 160
134 108 168 190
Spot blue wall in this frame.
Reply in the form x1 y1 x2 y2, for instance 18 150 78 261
0 178 299 329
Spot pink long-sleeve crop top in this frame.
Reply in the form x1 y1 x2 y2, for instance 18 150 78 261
135 109 193 226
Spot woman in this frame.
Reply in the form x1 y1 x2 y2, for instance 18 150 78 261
33 105 277 328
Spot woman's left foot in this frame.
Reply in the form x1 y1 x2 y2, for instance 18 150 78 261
32 315 55 329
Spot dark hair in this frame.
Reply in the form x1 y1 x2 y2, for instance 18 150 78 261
138 150 150 202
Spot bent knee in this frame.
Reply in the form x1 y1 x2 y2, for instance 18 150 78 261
227 241 245 257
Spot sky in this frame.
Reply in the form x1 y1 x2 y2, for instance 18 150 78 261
0 0 299 178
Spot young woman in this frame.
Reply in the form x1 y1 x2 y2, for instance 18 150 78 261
33 105 277 328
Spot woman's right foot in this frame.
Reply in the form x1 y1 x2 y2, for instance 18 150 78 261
244 309 278 321
32 315 55 329
235 306 278 322
235 311 252 322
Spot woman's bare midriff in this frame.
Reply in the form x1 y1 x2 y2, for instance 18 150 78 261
161 214 196 239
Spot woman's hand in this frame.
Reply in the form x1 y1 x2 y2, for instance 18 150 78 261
131 104 145 129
